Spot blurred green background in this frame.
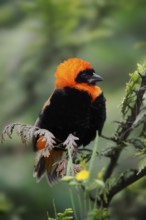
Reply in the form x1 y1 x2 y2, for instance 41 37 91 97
0 0 146 219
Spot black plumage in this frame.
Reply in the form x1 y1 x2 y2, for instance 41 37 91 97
35 86 106 148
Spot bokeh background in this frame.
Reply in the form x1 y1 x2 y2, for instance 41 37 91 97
0 0 146 219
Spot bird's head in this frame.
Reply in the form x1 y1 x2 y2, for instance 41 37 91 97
55 58 103 99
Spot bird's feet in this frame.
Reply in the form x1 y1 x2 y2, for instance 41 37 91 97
63 133 79 154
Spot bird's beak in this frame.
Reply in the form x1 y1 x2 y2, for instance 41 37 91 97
89 72 103 84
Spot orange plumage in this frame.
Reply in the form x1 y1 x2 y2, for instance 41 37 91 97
55 58 102 100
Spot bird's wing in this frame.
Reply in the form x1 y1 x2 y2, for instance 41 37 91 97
33 92 53 151
34 91 53 127
91 92 106 135
33 88 68 149
33 89 67 184
81 92 106 146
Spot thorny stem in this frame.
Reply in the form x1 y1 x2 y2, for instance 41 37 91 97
88 134 99 175
97 167 146 207
88 71 146 209
103 72 146 182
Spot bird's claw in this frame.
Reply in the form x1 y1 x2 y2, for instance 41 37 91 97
63 134 79 153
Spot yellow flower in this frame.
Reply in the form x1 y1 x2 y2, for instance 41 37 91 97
75 169 90 181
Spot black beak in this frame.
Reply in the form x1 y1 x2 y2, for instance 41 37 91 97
89 72 103 84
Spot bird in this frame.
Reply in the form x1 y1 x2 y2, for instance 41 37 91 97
33 58 106 184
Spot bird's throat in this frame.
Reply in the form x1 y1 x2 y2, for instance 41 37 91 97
74 83 102 100
55 79 102 100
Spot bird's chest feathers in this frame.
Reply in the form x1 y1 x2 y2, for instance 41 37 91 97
64 87 91 109
62 87 92 125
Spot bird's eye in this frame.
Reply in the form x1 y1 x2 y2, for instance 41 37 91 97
86 73 92 79
83 73 90 78
75 69 94 83
81 71 93 78
80 72 86 77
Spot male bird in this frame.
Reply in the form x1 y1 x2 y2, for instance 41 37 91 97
33 58 106 184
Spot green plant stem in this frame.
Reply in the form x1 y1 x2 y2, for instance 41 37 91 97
88 192 92 212
93 187 99 210
67 146 74 176
69 188 78 220
76 186 83 220
53 199 57 219
88 134 99 176
83 190 87 219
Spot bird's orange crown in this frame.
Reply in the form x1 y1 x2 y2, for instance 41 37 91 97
55 58 102 100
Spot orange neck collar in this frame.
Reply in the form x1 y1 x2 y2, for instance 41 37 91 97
56 82 101 100
74 83 102 100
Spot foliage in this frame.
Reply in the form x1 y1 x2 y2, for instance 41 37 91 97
0 193 25 220
1 0 146 219
89 208 110 220
1 63 146 219
48 208 73 220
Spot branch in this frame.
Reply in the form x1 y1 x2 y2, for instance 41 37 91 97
97 167 146 207
1 63 146 219
103 71 146 181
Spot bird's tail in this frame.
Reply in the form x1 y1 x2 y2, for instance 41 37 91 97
46 149 64 184
33 149 63 185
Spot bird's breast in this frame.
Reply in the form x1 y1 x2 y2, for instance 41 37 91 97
62 87 92 128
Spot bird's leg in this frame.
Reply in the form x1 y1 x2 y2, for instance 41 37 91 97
63 133 79 154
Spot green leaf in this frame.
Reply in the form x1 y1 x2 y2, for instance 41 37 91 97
48 208 73 220
97 168 105 180
138 156 146 174
120 62 146 118
89 208 110 220
121 70 140 117
86 179 105 191
61 176 73 182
